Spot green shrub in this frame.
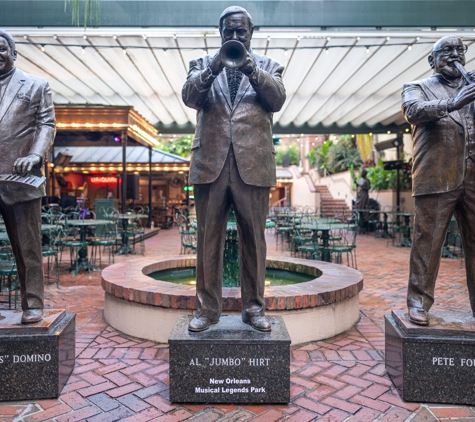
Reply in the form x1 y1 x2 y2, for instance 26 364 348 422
326 136 362 174
365 159 412 190
275 144 300 166
307 140 332 176
307 135 362 176
157 135 192 158
365 160 396 190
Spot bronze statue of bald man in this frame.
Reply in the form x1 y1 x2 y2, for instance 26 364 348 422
182 6 286 332
402 36 475 325
0 29 55 323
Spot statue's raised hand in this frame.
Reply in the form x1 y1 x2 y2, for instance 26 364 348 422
210 51 224 76
452 83 475 110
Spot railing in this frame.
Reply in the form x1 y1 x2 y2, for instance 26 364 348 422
272 197 288 208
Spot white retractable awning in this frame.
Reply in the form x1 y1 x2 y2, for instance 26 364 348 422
54 146 189 165
7 27 475 131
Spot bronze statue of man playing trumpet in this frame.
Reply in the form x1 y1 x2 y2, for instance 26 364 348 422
402 36 475 325
182 6 286 332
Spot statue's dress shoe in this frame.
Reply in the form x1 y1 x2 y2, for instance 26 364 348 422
188 316 218 332
21 309 44 324
245 316 271 332
408 307 429 326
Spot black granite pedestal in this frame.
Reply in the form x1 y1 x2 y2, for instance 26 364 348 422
169 315 291 403
0 309 75 401
385 310 475 405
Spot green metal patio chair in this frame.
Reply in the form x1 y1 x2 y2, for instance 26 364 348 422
0 241 19 309
176 213 197 254
90 216 119 267
42 225 62 287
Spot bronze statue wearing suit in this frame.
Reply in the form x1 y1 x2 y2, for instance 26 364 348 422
402 36 475 325
182 6 286 332
0 29 56 323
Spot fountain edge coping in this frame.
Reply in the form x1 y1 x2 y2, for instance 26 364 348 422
101 255 363 311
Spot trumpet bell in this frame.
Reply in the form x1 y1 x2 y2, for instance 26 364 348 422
220 40 247 69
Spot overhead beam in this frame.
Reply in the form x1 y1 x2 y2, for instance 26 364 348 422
2 1 475 28
155 121 410 135
273 122 410 135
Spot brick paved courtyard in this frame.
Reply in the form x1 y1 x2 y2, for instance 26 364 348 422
0 228 474 421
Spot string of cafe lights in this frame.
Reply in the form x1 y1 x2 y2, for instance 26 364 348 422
17 36 469 55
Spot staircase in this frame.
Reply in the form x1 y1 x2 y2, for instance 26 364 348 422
314 185 351 217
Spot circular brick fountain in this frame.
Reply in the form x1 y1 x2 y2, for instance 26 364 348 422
102 256 363 345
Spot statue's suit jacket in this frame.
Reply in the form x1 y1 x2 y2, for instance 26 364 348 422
0 68 55 205
182 52 286 187
402 76 467 197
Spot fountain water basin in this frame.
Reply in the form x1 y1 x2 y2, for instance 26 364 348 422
102 256 363 345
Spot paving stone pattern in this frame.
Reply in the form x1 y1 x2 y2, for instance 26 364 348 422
0 228 474 421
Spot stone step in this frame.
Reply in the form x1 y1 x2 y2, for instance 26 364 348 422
314 184 351 216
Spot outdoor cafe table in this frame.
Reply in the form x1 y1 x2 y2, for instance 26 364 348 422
65 219 111 274
225 220 276 231
0 225 60 243
352 208 370 232
300 222 354 262
41 223 65 236
275 211 304 217
41 223 62 246
442 217 459 259
190 219 276 233
41 224 60 233
391 212 414 248
274 212 303 227
115 213 148 256
190 219 275 254
369 209 393 238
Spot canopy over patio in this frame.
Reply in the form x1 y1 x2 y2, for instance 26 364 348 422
50 105 189 217
9 28 475 134
3 0 475 134
53 146 189 169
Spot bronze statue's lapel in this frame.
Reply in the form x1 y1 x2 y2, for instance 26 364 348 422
423 77 463 126
0 68 25 124
217 70 232 112
231 53 262 112
231 75 250 112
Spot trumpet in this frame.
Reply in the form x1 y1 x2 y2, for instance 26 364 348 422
454 61 473 85
220 40 247 69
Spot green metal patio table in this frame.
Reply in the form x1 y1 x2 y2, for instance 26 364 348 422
300 222 354 262
391 212 414 248
65 219 111 274
115 213 148 255
368 209 393 239
190 219 275 286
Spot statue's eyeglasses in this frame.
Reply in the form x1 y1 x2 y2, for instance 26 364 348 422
432 45 468 55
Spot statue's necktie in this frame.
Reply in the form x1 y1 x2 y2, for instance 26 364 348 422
226 68 243 106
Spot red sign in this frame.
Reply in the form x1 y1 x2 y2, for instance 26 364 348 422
90 176 118 184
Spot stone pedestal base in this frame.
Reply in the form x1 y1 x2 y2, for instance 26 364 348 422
169 315 290 403
0 309 76 401
385 310 475 405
